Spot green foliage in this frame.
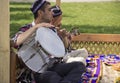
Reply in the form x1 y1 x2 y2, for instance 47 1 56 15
10 2 120 36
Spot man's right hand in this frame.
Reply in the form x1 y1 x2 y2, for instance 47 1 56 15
34 23 54 29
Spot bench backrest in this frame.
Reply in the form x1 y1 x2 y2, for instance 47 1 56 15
71 34 120 55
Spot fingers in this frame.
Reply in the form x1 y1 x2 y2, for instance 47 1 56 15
55 27 60 30
35 23 54 29
41 23 54 28
59 29 72 40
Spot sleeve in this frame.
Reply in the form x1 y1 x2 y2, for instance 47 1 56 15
11 24 31 49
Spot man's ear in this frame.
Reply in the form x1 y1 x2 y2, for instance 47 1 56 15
38 10 43 17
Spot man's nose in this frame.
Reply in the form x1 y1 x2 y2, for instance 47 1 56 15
51 10 54 16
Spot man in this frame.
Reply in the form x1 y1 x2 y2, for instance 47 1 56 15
13 1 54 47
51 5 71 51
51 5 88 65
51 5 62 28
13 0 86 83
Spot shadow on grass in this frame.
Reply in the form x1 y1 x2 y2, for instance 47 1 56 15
10 13 33 21
62 14 75 18
10 23 120 36
62 24 120 34
10 23 23 37
10 23 120 37
10 2 32 5
10 7 30 12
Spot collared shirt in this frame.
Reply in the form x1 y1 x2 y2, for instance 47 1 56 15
12 21 50 66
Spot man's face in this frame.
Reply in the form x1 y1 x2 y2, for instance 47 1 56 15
52 15 62 28
41 4 53 23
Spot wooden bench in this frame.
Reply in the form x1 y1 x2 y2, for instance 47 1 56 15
71 34 120 55
10 40 19 83
10 33 120 83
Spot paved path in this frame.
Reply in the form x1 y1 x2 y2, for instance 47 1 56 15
10 0 119 2
49 0 119 2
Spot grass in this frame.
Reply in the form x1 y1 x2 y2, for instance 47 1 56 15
10 2 120 36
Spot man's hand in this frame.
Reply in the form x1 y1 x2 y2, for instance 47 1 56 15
34 23 54 29
57 28 69 38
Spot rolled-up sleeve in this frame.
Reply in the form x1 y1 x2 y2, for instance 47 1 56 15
11 31 23 48
11 24 31 49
